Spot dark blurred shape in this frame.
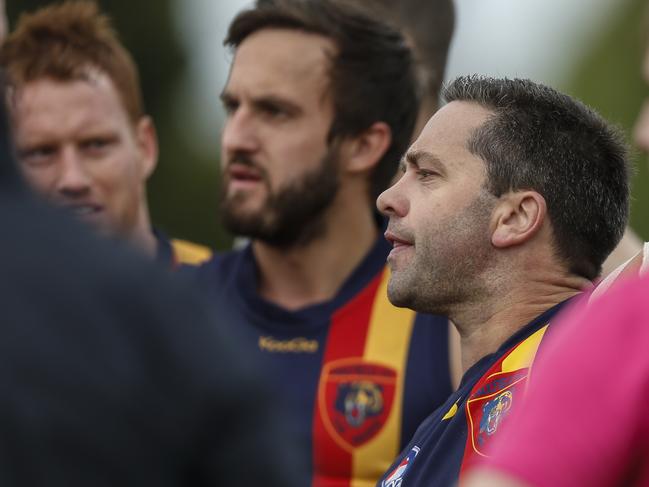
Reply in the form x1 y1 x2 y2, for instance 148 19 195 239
0 96 300 485
256 0 455 134
340 0 455 128
0 72 18 188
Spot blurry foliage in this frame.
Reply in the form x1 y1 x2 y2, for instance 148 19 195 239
9 0 649 246
564 0 649 240
8 0 231 250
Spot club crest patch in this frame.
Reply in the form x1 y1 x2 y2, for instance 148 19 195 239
466 369 527 456
319 359 396 451
479 390 512 436
382 446 420 487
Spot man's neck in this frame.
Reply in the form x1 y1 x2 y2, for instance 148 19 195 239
253 201 378 311
453 272 589 374
128 204 158 259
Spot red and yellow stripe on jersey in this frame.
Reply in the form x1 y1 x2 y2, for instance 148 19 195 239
458 324 550 479
313 267 417 487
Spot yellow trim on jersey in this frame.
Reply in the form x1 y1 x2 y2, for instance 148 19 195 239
351 268 417 487
442 402 459 420
500 325 549 373
171 239 212 265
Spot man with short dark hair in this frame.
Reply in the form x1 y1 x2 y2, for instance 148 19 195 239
1 1 211 266
376 75 630 487
193 0 455 485
458 29 649 487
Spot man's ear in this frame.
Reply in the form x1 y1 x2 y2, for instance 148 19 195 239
135 116 158 180
491 191 547 248
340 121 391 174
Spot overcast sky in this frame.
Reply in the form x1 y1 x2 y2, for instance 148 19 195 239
174 0 625 153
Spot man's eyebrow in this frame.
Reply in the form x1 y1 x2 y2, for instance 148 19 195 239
253 95 302 113
405 150 444 169
219 91 302 115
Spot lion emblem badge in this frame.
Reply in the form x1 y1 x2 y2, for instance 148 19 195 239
319 359 396 450
479 390 513 436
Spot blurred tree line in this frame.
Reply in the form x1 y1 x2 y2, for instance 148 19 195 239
565 0 649 240
8 0 649 249
7 0 231 250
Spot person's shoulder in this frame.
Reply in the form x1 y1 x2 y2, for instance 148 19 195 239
593 271 649 318
551 271 649 356
590 242 649 302
183 246 249 285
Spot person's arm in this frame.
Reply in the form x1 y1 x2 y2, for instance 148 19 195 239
600 226 643 277
463 469 531 487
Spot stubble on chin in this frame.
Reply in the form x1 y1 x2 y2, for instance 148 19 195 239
386 269 419 310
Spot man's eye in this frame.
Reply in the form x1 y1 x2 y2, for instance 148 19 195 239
222 99 239 115
265 105 283 116
260 104 287 119
417 169 438 179
19 146 56 166
82 138 114 154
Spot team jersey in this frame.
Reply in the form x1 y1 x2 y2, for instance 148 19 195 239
155 229 212 267
192 235 453 487
378 302 569 487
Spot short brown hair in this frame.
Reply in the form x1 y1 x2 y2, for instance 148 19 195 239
230 0 419 201
1 0 144 123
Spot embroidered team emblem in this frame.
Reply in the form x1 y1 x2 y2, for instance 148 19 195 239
479 390 513 436
319 359 396 451
336 380 384 427
466 369 527 456
382 446 420 487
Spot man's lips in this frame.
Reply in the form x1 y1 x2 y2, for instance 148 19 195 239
225 163 264 192
384 231 414 262
227 164 263 181
384 231 413 248
60 203 103 217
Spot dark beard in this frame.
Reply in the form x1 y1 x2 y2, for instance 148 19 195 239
220 149 340 249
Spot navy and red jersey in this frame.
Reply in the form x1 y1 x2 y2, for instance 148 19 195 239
377 302 570 487
192 235 452 487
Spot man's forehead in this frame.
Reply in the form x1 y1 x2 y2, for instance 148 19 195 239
414 101 492 150
11 75 132 136
229 28 335 90
13 72 118 107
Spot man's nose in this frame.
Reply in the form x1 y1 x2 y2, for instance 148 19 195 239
221 107 260 156
57 148 91 196
376 177 409 218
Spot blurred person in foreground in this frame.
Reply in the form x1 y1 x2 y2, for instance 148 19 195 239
192 0 455 485
460 24 649 487
1 0 211 267
375 75 630 487
0 57 299 487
